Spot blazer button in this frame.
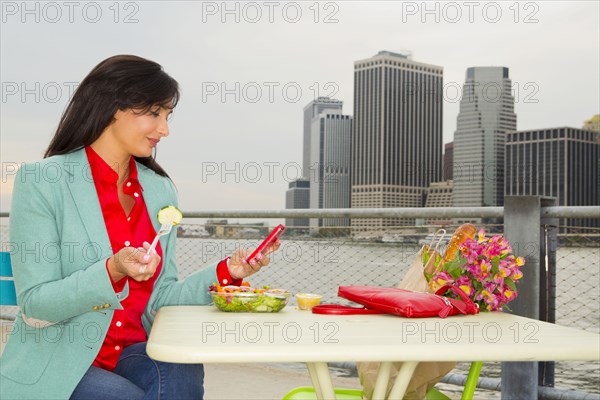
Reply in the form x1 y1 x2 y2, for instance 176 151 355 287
92 306 100 311
104 304 111 309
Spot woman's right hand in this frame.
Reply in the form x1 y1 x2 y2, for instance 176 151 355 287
107 242 161 282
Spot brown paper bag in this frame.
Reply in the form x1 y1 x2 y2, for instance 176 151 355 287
398 245 440 292
358 361 456 400
357 230 456 400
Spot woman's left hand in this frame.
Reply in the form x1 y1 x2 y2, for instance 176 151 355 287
227 240 281 279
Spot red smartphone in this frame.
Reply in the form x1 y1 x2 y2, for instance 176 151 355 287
245 224 285 263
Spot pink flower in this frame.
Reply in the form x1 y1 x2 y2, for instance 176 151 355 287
477 229 486 243
493 273 504 284
456 275 474 296
430 271 454 292
479 259 492 279
460 239 479 263
426 228 524 312
498 262 512 278
484 240 502 258
483 281 497 293
466 261 482 279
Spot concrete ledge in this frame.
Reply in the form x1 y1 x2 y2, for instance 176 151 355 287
204 363 361 400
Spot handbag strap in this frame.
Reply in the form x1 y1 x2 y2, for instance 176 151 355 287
435 285 479 314
311 304 384 315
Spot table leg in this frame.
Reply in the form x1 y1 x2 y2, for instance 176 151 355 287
387 361 419 400
306 363 324 399
307 362 336 399
372 361 393 400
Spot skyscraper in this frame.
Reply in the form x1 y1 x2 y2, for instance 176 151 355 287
285 179 310 232
286 98 343 232
452 67 516 213
309 108 352 229
352 50 443 229
303 97 343 178
505 127 599 231
443 142 454 181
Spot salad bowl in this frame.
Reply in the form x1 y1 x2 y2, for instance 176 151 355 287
209 285 290 313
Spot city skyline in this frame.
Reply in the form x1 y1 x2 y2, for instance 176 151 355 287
2 1 599 214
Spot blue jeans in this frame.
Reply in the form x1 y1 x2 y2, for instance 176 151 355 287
70 342 204 400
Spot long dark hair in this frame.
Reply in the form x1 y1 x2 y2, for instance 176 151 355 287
44 54 179 178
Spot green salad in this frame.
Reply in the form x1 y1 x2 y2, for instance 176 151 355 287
208 284 290 313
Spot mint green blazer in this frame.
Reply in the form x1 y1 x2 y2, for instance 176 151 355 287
1 149 218 399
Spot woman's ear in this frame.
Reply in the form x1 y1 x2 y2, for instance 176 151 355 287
113 109 126 121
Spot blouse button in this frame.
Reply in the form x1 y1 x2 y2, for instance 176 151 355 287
124 241 130 246
134 192 139 198
115 346 121 351
222 279 228 285
116 321 122 327
126 182 132 187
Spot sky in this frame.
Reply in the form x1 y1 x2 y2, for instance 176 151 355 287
1 0 599 215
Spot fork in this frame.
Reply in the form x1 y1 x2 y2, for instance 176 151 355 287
139 222 172 273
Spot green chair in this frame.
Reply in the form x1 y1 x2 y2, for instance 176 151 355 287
283 387 363 400
0 251 17 358
0 252 17 306
282 361 483 400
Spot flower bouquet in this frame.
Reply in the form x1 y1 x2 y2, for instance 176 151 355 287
425 224 525 311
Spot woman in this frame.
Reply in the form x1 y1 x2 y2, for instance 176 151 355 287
0 55 279 399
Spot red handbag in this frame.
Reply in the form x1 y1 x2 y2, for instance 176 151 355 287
313 285 479 318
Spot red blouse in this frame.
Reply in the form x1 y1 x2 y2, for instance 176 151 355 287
86 146 164 370
86 146 239 371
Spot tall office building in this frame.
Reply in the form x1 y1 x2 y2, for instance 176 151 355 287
303 97 343 178
309 109 352 229
352 51 443 229
286 97 343 232
452 67 516 215
285 179 310 232
443 142 454 181
505 127 599 231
